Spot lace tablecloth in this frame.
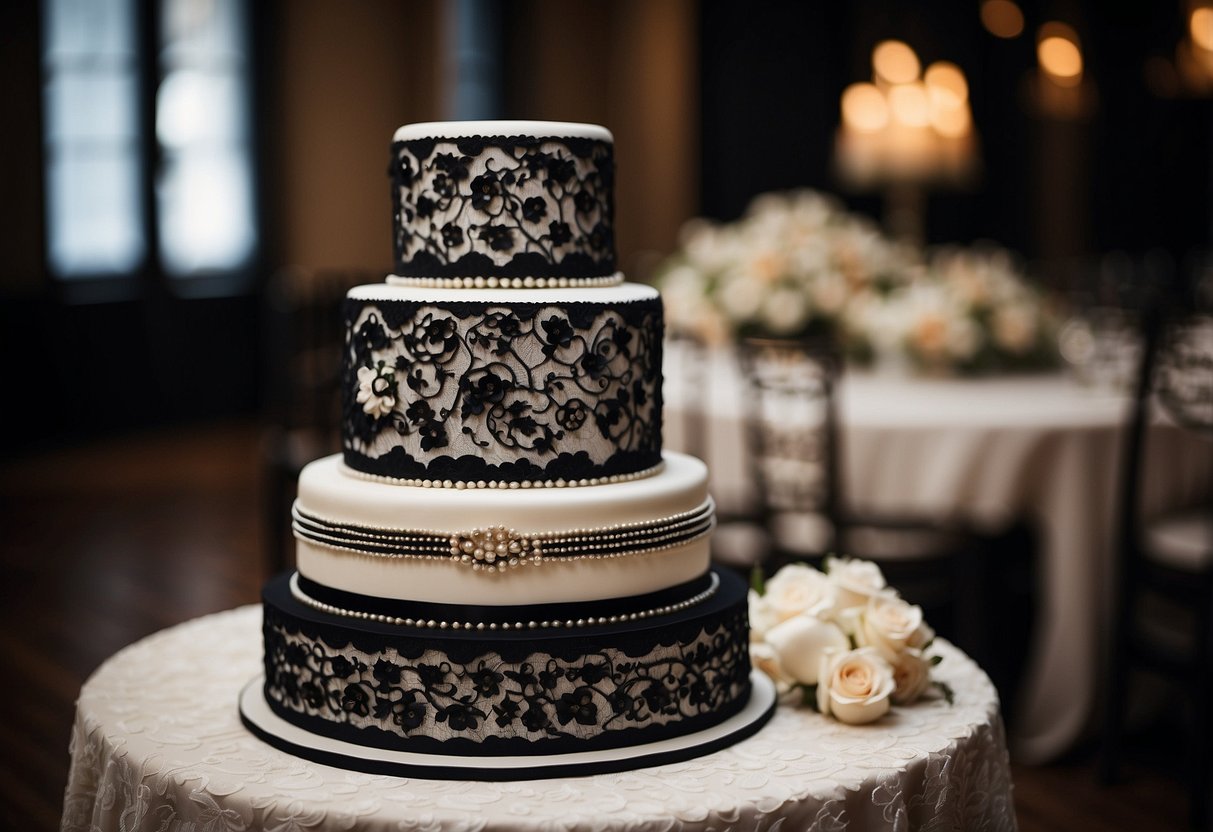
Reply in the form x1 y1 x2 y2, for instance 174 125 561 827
62 605 1017 832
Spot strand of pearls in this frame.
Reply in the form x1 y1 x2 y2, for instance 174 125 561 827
341 462 665 490
287 571 720 631
386 272 624 290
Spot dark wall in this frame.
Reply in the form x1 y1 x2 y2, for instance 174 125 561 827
698 0 1213 269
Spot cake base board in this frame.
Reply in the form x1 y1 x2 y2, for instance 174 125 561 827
239 671 777 781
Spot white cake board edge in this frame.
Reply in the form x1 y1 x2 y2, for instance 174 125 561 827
239 671 777 781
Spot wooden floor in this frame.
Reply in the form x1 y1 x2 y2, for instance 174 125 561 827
0 420 1191 831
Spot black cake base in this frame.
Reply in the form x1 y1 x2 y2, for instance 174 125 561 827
239 567 776 779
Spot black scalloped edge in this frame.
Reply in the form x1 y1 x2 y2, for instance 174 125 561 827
341 447 665 485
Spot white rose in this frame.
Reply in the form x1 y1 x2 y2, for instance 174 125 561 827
717 273 765 323
748 589 782 640
749 640 795 693
763 563 840 622
816 647 895 725
992 302 1038 354
891 648 934 705
763 614 850 685
856 594 926 662
826 557 887 611
809 269 850 316
761 287 811 335
947 315 982 361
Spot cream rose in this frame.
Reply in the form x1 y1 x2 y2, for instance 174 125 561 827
856 594 926 662
749 640 795 693
816 647 895 725
763 614 849 685
762 563 840 623
891 648 934 705
748 589 782 641
825 557 887 611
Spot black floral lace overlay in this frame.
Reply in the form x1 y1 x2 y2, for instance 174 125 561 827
390 134 615 278
341 295 664 483
260 568 752 756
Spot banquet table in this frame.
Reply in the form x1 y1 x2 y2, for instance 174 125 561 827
62 606 1017 832
663 347 1213 765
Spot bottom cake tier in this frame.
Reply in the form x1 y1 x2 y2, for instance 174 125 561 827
242 567 774 778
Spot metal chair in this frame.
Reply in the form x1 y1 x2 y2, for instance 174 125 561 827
1100 297 1213 831
735 336 1027 708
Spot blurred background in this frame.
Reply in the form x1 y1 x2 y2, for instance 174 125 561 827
1 1 1211 830
2 0 1212 448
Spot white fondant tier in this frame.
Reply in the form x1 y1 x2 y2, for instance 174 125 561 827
349 281 657 305
393 120 613 143
294 452 713 606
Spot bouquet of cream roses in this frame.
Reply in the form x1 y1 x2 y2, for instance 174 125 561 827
749 556 948 725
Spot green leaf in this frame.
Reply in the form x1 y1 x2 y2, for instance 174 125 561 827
935 681 955 706
798 683 819 711
749 564 766 596
930 654 944 666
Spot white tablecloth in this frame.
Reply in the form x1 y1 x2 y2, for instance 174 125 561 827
62 606 1016 832
664 347 1213 764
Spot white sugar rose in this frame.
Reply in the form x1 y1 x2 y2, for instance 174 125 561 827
825 557 887 611
857 594 926 662
763 563 840 623
763 614 849 685
816 647 895 725
891 647 934 705
356 364 397 418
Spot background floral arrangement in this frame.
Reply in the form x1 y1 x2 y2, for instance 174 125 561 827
656 190 1060 375
749 557 948 724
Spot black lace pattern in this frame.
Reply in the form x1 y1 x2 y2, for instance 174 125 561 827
341 295 664 483
390 134 615 278
261 570 752 755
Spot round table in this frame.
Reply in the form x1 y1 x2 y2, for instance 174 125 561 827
664 347 1213 764
62 606 1017 831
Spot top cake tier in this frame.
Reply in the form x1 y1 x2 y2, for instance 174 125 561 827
390 120 616 283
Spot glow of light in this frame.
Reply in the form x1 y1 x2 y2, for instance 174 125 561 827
980 0 1024 39
931 102 971 137
840 82 889 133
873 40 921 85
1191 8 1213 52
1037 24 1083 86
888 82 931 127
924 61 969 110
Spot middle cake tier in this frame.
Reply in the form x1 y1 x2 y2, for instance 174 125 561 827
294 451 713 606
341 281 664 485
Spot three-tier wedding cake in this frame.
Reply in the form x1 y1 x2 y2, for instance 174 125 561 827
238 120 775 779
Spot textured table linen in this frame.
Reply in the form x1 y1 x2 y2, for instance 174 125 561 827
664 347 1213 764
62 605 1016 832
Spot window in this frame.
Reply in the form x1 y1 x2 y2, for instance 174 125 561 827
41 0 257 293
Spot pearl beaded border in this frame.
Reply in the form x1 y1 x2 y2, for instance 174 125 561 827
386 272 624 290
287 570 720 631
292 499 716 571
339 461 665 490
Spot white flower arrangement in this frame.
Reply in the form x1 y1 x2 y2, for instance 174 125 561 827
748 556 949 725
656 189 1060 376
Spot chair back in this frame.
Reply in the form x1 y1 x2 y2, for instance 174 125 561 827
736 336 841 561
